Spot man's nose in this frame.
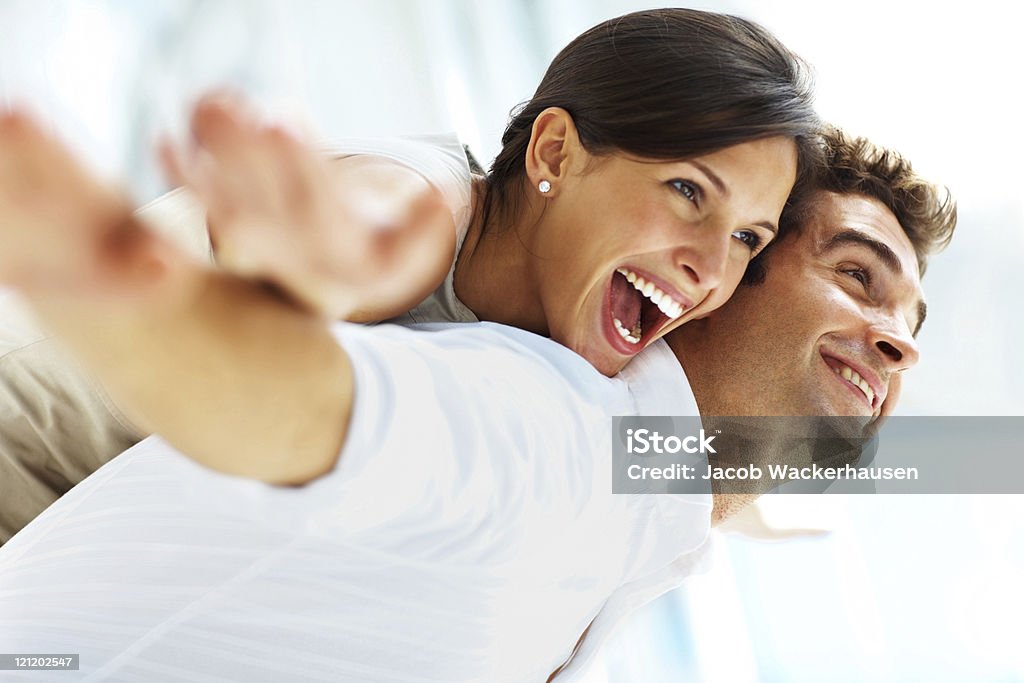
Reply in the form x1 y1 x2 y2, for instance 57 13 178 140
871 315 920 372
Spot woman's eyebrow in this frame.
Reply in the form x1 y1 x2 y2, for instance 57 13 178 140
690 160 729 199
687 161 775 233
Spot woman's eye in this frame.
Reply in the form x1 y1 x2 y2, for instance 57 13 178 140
669 179 700 204
732 230 763 253
732 230 762 253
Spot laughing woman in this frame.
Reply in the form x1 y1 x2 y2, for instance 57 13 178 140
173 8 818 377
0 8 818 535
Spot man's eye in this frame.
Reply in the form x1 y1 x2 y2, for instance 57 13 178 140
732 230 763 254
669 179 700 204
842 266 872 289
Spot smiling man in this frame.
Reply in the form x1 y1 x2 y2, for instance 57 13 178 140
550 129 957 678
633 126 956 526
671 127 951 422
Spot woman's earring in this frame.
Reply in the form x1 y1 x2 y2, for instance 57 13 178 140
538 180 552 194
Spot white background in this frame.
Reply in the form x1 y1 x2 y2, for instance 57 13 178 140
1 1 1021 681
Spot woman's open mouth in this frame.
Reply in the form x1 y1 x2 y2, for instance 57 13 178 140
603 267 692 355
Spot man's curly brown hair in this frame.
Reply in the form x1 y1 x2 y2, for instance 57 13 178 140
745 126 957 284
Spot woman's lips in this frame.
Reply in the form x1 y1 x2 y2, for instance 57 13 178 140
605 266 695 353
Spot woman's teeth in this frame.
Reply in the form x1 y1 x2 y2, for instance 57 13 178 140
832 363 876 406
615 268 685 320
613 317 642 344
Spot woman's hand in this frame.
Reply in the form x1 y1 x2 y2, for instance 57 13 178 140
0 111 148 295
0 108 353 485
162 95 455 322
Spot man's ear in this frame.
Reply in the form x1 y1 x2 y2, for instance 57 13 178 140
524 107 585 197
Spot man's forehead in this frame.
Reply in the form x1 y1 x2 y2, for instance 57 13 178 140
814 191 897 234
807 192 918 270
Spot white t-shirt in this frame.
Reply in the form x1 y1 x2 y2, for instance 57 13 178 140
0 321 709 682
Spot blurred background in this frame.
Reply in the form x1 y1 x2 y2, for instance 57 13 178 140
1 1 1021 681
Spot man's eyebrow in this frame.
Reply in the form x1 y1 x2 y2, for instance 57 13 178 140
913 300 927 338
822 229 902 276
690 160 729 199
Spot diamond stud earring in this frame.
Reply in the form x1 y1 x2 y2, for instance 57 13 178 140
538 179 551 194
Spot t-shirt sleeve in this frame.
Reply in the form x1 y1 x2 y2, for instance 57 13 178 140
316 133 473 246
302 322 623 561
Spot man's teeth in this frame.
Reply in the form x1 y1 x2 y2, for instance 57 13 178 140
616 268 685 320
612 317 641 345
832 363 875 406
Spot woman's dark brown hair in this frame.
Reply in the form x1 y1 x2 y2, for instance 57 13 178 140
485 8 821 226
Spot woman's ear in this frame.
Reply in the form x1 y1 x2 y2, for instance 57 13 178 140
524 107 585 197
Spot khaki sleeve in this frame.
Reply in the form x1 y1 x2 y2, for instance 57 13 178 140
0 337 144 544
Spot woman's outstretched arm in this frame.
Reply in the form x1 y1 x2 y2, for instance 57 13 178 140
0 111 352 486
163 96 460 322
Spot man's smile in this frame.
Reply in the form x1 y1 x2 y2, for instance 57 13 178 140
821 351 885 412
